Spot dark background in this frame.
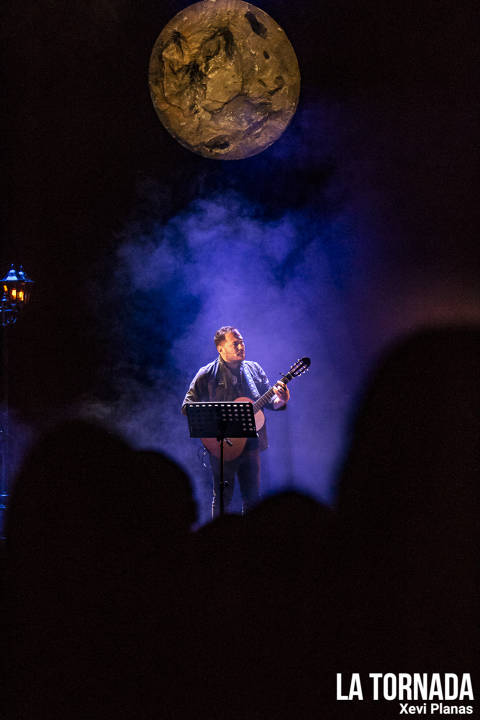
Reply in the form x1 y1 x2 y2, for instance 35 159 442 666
2 0 479 505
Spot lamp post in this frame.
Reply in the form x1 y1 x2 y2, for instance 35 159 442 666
1 264 34 537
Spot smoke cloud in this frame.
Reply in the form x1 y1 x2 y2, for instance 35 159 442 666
81 175 364 517
80 100 479 521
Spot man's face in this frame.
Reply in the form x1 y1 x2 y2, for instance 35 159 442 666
218 331 245 364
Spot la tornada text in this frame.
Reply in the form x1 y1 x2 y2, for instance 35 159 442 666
337 673 474 715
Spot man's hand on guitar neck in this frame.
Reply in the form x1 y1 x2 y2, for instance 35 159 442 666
273 381 290 407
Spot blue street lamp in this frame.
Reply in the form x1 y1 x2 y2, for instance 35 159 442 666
1 264 34 325
1 264 34 537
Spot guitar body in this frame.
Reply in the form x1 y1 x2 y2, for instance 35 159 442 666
198 357 310 462
202 397 265 461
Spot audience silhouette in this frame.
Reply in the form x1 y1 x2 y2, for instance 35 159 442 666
3 325 478 719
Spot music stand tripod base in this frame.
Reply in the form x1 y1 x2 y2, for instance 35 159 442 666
186 402 257 516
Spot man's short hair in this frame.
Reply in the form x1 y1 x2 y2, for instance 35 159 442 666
214 326 239 348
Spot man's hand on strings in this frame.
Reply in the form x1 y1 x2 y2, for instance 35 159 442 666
273 381 290 405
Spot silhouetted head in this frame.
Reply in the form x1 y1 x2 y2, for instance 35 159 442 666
246 489 331 537
7 419 135 560
133 449 197 534
336 325 480 555
243 489 334 577
7 421 197 566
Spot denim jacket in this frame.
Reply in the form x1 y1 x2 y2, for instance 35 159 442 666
181 356 285 450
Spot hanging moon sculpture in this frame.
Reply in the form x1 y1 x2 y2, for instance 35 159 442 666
148 0 301 160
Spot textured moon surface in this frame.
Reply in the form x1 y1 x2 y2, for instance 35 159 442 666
149 0 301 160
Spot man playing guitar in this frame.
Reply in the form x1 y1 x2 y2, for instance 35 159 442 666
182 326 290 517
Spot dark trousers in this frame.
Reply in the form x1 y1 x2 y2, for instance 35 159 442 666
210 448 261 516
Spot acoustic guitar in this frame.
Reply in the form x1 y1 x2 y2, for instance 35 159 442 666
202 356 311 461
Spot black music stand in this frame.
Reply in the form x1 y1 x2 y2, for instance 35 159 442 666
186 402 257 516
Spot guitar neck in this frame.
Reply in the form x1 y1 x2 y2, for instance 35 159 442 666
252 371 292 413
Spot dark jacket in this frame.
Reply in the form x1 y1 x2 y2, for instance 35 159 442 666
181 356 284 450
